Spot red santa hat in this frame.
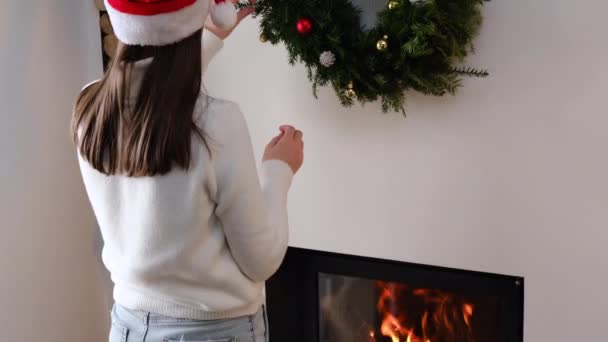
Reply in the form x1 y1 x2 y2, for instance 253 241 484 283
105 0 237 46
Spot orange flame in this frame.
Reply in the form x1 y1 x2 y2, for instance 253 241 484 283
463 303 474 327
374 282 475 342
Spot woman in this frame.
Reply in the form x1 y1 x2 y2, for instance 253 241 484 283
72 0 303 341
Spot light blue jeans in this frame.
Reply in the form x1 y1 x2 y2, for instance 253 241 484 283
110 304 269 342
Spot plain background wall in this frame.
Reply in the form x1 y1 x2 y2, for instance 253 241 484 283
0 1 109 341
206 0 608 340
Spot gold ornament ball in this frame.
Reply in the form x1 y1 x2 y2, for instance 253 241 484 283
388 0 400 10
345 88 357 99
259 33 268 43
376 36 389 51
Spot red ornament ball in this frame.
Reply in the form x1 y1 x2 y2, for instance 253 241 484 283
296 18 313 34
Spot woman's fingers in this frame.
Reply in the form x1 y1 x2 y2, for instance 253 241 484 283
234 0 256 23
278 125 303 143
279 125 296 139
236 7 253 23
294 130 303 141
267 134 282 147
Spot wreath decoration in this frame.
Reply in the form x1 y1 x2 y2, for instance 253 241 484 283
241 0 488 113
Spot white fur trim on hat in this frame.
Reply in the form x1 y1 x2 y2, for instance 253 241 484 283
105 0 210 46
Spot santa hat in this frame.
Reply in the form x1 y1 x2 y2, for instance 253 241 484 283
105 0 237 46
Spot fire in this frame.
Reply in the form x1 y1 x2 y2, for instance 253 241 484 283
379 313 406 342
371 282 475 342
463 304 474 327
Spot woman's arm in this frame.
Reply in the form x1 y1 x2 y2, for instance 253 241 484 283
201 30 224 75
208 102 294 282
201 0 256 74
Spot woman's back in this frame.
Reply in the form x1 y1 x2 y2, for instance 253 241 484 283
79 89 291 319
74 1 303 340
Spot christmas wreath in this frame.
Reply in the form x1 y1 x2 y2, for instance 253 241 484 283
241 0 488 113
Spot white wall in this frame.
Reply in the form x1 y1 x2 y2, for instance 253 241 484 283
1 0 605 340
207 0 608 340
0 1 109 341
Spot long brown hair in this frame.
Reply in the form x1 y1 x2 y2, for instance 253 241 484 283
72 30 204 177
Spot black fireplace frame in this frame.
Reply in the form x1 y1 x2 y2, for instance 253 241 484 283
265 247 524 342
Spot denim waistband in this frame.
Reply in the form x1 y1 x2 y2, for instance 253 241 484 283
113 303 264 325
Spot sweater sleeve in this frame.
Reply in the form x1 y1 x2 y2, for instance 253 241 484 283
210 102 293 283
202 30 224 75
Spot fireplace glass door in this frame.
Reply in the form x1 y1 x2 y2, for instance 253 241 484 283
318 273 500 342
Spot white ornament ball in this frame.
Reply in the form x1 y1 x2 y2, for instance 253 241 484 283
210 1 238 30
319 51 336 67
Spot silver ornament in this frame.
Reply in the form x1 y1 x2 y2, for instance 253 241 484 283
319 51 336 68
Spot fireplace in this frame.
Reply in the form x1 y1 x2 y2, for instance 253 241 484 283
265 248 524 342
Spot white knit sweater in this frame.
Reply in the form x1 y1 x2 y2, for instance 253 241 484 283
77 32 292 320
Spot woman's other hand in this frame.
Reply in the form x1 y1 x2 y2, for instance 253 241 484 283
263 125 304 175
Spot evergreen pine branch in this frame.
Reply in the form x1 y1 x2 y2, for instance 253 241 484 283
235 1 256 10
451 66 489 77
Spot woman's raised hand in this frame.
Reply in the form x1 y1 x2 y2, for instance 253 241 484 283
204 0 257 40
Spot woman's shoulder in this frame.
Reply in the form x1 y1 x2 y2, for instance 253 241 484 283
194 95 249 137
201 96 242 116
